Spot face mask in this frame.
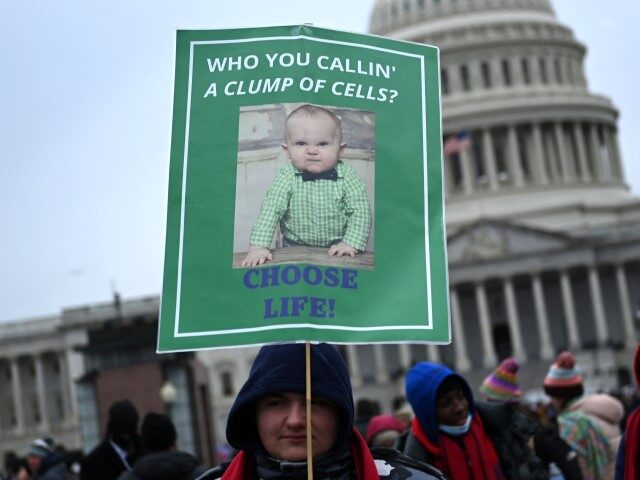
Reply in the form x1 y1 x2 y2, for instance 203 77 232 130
438 414 472 436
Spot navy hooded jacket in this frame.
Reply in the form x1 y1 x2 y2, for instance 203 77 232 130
405 362 475 444
226 343 354 453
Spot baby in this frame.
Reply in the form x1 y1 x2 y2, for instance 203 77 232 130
241 104 372 267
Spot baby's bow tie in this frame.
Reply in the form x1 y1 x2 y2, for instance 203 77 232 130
300 168 338 182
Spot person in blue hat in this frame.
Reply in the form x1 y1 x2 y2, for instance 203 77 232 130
26 438 68 480
198 343 445 480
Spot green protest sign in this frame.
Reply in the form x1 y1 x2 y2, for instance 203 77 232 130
158 25 449 351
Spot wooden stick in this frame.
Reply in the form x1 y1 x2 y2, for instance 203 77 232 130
305 342 314 480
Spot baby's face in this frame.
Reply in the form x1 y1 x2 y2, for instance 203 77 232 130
283 112 346 174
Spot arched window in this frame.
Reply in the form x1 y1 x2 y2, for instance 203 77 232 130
215 361 238 397
501 59 512 86
481 61 492 88
521 58 531 84
539 57 548 84
220 371 234 396
554 58 563 84
441 67 450 95
460 64 471 91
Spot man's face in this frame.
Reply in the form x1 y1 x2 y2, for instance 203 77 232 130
436 386 469 426
256 392 339 461
26 455 42 473
283 112 346 174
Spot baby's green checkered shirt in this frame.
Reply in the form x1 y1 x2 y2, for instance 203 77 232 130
249 161 371 251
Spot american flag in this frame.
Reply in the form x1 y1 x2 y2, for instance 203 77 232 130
443 130 472 158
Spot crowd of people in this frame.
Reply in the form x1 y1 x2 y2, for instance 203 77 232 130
2 343 639 480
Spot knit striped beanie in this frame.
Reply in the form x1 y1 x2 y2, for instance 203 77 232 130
480 357 522 401
544 351 584 399
27 438 53 458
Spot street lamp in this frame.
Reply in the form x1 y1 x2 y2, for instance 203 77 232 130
160 380 178 416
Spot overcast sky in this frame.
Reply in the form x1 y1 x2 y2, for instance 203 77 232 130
1 0 638 322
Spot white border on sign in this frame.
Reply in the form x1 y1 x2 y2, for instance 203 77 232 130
173 34 434 337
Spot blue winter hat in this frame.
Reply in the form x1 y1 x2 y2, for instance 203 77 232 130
405 362 474 443
27 438 54 458
226 343 354 452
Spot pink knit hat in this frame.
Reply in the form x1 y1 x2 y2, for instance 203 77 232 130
365 414 404 446
544 351 584 399
480 358 522 401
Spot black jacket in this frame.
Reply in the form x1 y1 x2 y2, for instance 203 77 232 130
475 402 548 480
117 451 208 480
80 441 129 480
196 447 447 480
533 424 583 480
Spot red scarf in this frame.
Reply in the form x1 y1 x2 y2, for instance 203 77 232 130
623 408 640 480
411 416 503 480
221 428 379 480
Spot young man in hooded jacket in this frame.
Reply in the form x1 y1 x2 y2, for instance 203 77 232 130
397 362 537 480
197 342 446 480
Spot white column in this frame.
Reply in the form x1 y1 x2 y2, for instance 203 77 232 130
573 123 591 182
503 277 527 361
450 63 462 92
510 56 523 85
532 274 554 360
427 345 441 363
559 270 581 349
554 122 574 182
544 127 560 181
482 129 499 191
606 126 625 181
588 265 609 346
469 59 483 90
460 147 475 195
58 351 74 424
531 123 549 185
399 344 412 371
34 354 50 431
475 283 498 367
615 264 637 348
373 344 390 382
492 58 504 89
529 54 541 84
10 357 25 433
346 345 362 387
450 288 472 371
589 123 606 181
507 125 525 187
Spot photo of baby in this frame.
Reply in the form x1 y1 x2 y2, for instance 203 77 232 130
232 103 375 269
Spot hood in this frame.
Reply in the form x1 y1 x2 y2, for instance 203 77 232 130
570 394 624 426
405 362 474 443
132 451 199 480
226 343 354 453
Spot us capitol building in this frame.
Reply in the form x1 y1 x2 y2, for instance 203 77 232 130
1 0 639 459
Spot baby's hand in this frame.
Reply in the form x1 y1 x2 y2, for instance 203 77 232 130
241 246 273 267
328 242 358 258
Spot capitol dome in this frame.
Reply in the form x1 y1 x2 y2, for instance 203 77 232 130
370 0 555 35
362 0 640 392
370 0 639 234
